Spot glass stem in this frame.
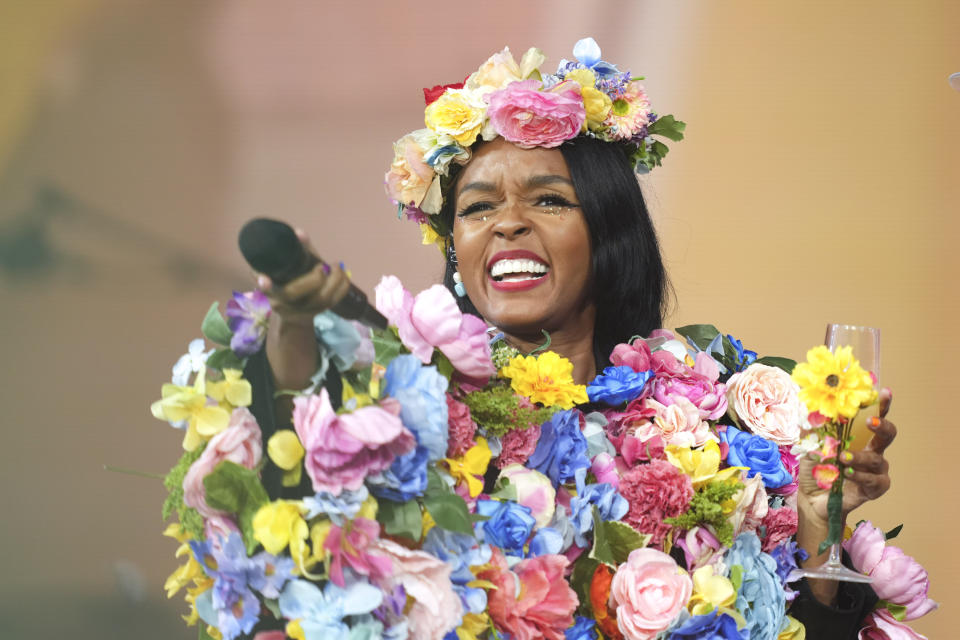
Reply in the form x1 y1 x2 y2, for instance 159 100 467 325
828 542 842 566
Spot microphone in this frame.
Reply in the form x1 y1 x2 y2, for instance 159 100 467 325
238 218 387 330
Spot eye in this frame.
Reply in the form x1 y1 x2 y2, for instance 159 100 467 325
534 193 580 213
457 201 496 222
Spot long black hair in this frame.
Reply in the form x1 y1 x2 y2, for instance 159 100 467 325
441 136 669 366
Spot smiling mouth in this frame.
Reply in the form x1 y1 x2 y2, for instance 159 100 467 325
489 258 550 282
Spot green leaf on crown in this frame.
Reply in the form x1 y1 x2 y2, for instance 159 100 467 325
377 498 423 542
203 461 269 554
206 347 244 372
648 115 686 142
201 302 233 347
755 356 798 374
589 507 649 567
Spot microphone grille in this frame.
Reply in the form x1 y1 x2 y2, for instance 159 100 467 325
237 218 302 275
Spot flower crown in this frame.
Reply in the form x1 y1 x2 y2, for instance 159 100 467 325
384 37 686 249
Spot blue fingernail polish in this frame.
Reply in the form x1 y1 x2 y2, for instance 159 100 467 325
339 261 346 270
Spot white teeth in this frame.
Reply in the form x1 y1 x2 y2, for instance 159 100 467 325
490 258 549 278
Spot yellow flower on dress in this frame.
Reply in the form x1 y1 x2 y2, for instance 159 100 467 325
688 565 745 627
792 345 876 420
267 430 305 488
162 524 212 626
206 368 252 409
666 440 744 489
252 500 310 569
445 437 493 498
499 351 589 409
151 370 231 451
778 615 806 639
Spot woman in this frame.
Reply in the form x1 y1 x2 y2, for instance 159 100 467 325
258 39 897 638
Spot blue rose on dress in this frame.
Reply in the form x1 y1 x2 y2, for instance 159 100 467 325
474 499 536 555
568 467 629 548
527 409 590 486
668 612 744 639
725 532 787 640
422 529 492 615
565 615 599 640
367 445 429 502
586 365 652 405
720 425 792 488
382 354 449 461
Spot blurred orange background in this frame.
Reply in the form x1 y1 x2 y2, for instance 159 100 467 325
1 1 956 637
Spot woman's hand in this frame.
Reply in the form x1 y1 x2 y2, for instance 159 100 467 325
796 388 896 604
258 229 351 395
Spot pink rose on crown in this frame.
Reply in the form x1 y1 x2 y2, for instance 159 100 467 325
486 79 586 149
375 276 496 380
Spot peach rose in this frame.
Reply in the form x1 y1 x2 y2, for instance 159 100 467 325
726 363 806 445
384 130 434 208
610 548 692 640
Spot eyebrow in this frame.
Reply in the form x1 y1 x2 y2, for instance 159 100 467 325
458 174 574 196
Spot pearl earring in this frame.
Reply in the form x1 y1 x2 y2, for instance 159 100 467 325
452 271 466 297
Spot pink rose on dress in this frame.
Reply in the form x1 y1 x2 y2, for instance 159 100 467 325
293 388 415 495
726 363 806 445
374 538 463 640
618 460 693 549
650 352 728 421
859 610 928 640
183 407 262 519
486 79 585 149
375 276 496 379
480 549 577 640
610 340 655 374
844 522 937 620
610 548 692 640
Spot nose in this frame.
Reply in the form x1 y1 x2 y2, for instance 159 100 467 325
492 204 531 239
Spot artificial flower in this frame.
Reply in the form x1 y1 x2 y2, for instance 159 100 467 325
445 394 478 457
760 506 799 552
479 548 577 640
206 369 252 409
721 425 794 489
665 440 742 489
277 577 384 639
496 420 541 468
267 429 304 488
302 486 369 523
225 290 271 357
791 345 876 420
812 463 840 490
858 609 928 639
486 78 586 149
603 82 652 141
445 436 492 498
151 370 232 451
466 46 545 93
587 365 653 405
374 538 464 640
650 351 728 421
725 532 787 640
500 351 588 409
474 498 536 555
618 459 693 549
182 407 262 519
610 548 692 640
726 363 806 445
498 464 557 528
728 474 769 538
172 338 213 385
367 445 430 502
526 409 591 486
589 564 623 640
252 500 310 566
323 518 392 587
844 521 938 620
669 612 744 640
293 387 415 495
385 130 434 208
382 354 449 460
424 88 486 146
568 467 628 548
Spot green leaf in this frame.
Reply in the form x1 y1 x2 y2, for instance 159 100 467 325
201 302 233 346
569 555 600 617
880 600 908 621
425 466 447 496
489 477 517 502
423 493 474 536
729 564 744 591
885 523 903 540
819 490 844 555
589 507 649 566
262 598 281 619
432 350 454 380
648 114 686 141
372 328 403 368
377 499 423 542
206 347 244 371
198 625 217 640
756 356 797 374
203 461 269 554
675 324 722 351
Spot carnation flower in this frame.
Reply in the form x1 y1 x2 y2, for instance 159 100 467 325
500 351 588 409
618 459 693 549
726 363 806 445
760 506 798 552
486 78 586 149
445 394 477 457
496 421 541 467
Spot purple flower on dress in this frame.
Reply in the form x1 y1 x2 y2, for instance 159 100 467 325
225 290 271 357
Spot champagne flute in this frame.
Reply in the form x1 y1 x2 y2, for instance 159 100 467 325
794 324 879 583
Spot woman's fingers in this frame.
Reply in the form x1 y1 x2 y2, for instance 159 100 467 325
845 470 891 500
878 387 892 418
843 450 888 475
865 417 897 455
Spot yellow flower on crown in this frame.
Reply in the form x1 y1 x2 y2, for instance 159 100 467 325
791 345 876 420
424 89 486 147
499 351 589 409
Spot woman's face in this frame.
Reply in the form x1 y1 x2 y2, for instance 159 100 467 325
452 138 594 339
